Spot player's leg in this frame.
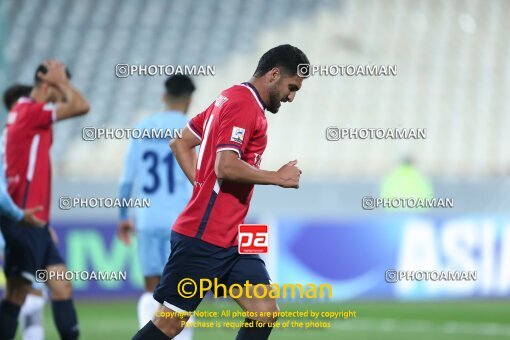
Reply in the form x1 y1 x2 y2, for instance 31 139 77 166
0 275 31 339
155 229 194 340
45 263 79 340
232 286 279 340
136 230 163 328
21 305 44 340
134 278 193 339
225 256 277 340
0 219 39 338
41 226 79 339
138 276 161 328
19 287 45 340
133 231 215 339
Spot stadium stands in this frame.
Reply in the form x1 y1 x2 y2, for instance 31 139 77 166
3 0 508 179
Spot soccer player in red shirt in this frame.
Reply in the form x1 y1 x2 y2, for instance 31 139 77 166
0 60 90 340
1 83 48 340
133 44 309 340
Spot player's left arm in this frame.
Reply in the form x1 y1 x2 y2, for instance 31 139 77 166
36 60 90 121
0 185 45 227
170 126 200 184
0 183 23 222
54 81 90 121
117 139 137 245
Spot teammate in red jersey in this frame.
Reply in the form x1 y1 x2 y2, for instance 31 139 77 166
133 44 309 340
0 60 90 340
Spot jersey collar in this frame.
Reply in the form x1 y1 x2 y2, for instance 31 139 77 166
17 96 34 104
241 82 266 111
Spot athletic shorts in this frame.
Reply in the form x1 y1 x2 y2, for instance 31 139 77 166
153 230 271 312
0 217 64 283
136 228 171 277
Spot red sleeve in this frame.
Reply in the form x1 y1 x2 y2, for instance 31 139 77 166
215 101 256 158
187 107 209 141
30 102 56 129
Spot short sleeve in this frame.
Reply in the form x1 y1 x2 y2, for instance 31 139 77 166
31 102 56 129
215 102 256 158
187 108 208 141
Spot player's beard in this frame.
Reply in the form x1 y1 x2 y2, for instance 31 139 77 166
267 85 282 113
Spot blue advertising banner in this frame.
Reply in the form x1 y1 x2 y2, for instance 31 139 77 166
1 221 144 298
2 216 509 300
276 216 510 300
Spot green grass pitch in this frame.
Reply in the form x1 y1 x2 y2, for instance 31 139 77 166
19 299 510 339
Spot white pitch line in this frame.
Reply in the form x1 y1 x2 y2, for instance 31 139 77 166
330 318 510 337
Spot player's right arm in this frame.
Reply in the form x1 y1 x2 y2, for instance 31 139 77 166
36 60 90 121
215 151 301 188
216 152 302 188
213 100 301 188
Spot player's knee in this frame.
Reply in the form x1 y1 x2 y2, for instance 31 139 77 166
49 280 73 300
265 303 279 323
152 315 186 338
5 290 28 306
5 277 31 305
249 301 279 324
271 304 280 322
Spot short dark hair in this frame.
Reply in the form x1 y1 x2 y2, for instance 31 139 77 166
34 64 72 84
164 75 196 100
253 44 309 77
3 84 32 110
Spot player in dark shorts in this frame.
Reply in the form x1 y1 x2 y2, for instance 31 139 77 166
0 60 90 340
1 83 51 340
133 44 309 340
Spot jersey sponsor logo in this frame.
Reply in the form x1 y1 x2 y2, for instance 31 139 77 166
231 126 245 144
214 95 228 108
238 224 269 254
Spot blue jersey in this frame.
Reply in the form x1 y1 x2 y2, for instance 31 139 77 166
119 111 191 230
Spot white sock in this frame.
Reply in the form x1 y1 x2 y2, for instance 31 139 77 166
23 322 44 340
137 292 160 329
20 294 45 340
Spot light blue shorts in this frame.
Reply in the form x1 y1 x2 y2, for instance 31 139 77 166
136 229 171 277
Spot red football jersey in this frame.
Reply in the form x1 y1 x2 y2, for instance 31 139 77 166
173 83 268 248
4 97 56 222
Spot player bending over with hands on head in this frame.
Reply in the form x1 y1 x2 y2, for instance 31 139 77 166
0 60 89 340
1 83 52 340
